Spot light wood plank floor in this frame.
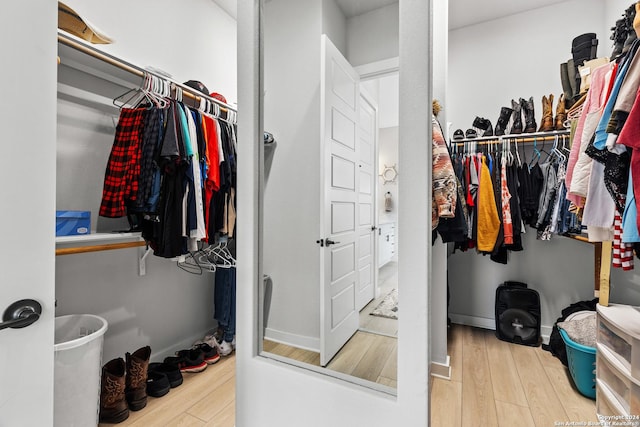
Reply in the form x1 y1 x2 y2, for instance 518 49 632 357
358 262 398 337
431 324 598 427
264 330 398 387
105 324 596 427
100 354 236 427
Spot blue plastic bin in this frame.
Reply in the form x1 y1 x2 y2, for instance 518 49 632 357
560 328 596 399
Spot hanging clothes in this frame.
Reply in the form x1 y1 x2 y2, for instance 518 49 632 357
476 156 500 252
432 116 457 230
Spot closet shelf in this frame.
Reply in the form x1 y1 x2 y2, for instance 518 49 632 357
55 233 145 256
57 31 237 113
451 129 570 144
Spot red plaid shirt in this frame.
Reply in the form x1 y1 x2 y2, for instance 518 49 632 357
99 108 146 218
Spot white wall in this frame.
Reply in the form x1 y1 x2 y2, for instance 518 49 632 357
263 0 323 349
322 0 348 57
55 0 238 362
448 0 605 132
447 0 640 340
378 127 399 227
68 0 238 104
346 3 399 67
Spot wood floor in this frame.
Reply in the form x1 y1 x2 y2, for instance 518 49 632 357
431 324 598 427
358 261 398 337
264 331 398 387
99 354 236 427
106 324 596 427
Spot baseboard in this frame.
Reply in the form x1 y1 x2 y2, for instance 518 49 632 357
264 327 320 353
430 355 451 380
449 314 496 330
449 314 551 345
151 329 212 363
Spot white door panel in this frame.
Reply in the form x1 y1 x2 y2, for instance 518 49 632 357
359 171 372 195
355 91 378 312
331 59 357 109
321 35 360 366
331 155 356 190
331 109 356 150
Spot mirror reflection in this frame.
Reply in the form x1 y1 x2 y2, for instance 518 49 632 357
261 0 400 389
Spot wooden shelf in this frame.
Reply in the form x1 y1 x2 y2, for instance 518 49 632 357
55 232 145 255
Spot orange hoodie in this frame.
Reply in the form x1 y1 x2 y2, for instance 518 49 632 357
476 156 500 252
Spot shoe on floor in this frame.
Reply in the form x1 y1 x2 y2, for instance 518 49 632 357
165 348 207 373
146 370 170 398
125 345 151 411
194 343 220 365
217 340 234 357
148 362 183 388
99 358 129 424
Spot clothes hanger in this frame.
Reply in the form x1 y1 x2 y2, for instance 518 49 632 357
177 252 205 275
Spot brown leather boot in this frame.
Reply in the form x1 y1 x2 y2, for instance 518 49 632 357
538 94 555 132
555 94 567 130
125 346 151 411
99 358 129 424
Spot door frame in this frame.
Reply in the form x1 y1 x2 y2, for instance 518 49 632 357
236 0 433 425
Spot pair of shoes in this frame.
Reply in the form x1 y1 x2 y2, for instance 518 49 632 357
99 346 151 424
194 342 221 364
164 348 208 373
146 361 183 398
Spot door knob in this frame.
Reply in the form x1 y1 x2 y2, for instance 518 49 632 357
0 299 42 331
324 238 340 246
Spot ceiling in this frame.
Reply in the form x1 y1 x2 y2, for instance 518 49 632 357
449 0 569 30
214 0 571 30
334 0 397 18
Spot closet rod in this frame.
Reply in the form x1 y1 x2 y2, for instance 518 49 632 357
451 130 570 145
58 32 237 113
56 241 147 256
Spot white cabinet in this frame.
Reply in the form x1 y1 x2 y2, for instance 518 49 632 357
378 222 395 267
596 304 640 418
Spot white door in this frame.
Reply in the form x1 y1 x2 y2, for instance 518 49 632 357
355 92 377 311
1 0 56 425
320 35 360 366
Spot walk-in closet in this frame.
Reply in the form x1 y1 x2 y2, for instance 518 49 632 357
5 0 640 426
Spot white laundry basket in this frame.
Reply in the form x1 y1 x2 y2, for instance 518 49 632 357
54 314 108 427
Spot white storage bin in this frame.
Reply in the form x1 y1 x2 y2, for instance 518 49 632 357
597 304 640 380
598 350 632 413
597 379 628 418
54 314 108 427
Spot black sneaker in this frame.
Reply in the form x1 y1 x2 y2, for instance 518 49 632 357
165 349 207 373
146 371 170 398
194 343 220 365
148 362 183 388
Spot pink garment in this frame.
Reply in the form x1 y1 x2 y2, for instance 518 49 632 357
565 63 614 206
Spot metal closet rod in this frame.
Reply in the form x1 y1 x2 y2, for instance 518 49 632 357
451 130 570 145
57 31 237 113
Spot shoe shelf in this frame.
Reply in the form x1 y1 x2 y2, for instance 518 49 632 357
55 232 145 256
450 129 570 144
